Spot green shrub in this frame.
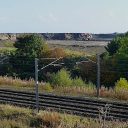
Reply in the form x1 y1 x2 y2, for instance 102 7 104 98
51 69 87 87
51 69 72 87
65 49 85 57
0 47 16 56
115 78 128 90
72 77 85 86
3 41 14 47
42 82 53 92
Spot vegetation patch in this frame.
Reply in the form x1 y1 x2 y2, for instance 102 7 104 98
0 104 127 128
0 76 128 101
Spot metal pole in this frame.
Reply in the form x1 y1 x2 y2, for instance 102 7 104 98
35 58 39 112
97 54 100 97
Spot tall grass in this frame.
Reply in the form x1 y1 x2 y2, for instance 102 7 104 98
0 47 16 56
54 83 96 97
0 76 53 92
64 49 86 57
0 41 14 47
0 76 34 87
0 76 128 101
0 104 127 128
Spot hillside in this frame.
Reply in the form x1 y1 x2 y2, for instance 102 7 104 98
0 33 119 41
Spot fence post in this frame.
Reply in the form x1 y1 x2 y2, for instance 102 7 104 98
35 58 39 112
96 54 100 97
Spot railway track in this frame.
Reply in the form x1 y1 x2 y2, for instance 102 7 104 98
0 89 128 121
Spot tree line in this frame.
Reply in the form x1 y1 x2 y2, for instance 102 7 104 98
0 33 128 88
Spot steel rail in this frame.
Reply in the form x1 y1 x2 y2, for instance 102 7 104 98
0 89 127 121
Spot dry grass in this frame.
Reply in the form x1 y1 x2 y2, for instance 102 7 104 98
54 85 96 97
99 87 128 101
47 40 106 55
54 86 128 101
64 49 86 57
0 76 128 101
37 111 62 127
0 76 53 92
0 104 128 128
0 76 34 87
0 119 28 128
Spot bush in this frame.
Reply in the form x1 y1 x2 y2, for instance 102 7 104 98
115 78 128 90
3 41 14 47
51 69 72 87
0 48 16 56
43 82 53 92
114 89 128 101
50 48 66 58
72 77 85 86
50 69 87 87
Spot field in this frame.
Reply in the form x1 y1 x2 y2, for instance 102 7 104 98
47 40 108 54
0 40 108 55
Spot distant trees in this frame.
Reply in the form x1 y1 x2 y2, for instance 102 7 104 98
14 34 49 58
105 32 128 57
101 32 128 87
10 34 50 79
1 32 128 87
105 37 120 56
67 33 128 88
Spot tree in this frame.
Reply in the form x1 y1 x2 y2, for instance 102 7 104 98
102 32 128 87
10 34 50 79
105 32 128 57
14 34 49 58
116 36 128 58
105 37 120 56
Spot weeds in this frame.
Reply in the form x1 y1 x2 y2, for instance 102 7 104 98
0 104 128 128
0 76 128 101
37 111 62 127
0 76 53 92
53 85 96 97
98 104 112 128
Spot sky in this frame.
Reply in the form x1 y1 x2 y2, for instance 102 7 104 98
0 0 128 33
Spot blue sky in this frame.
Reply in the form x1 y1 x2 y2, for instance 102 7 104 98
0 0 128 33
